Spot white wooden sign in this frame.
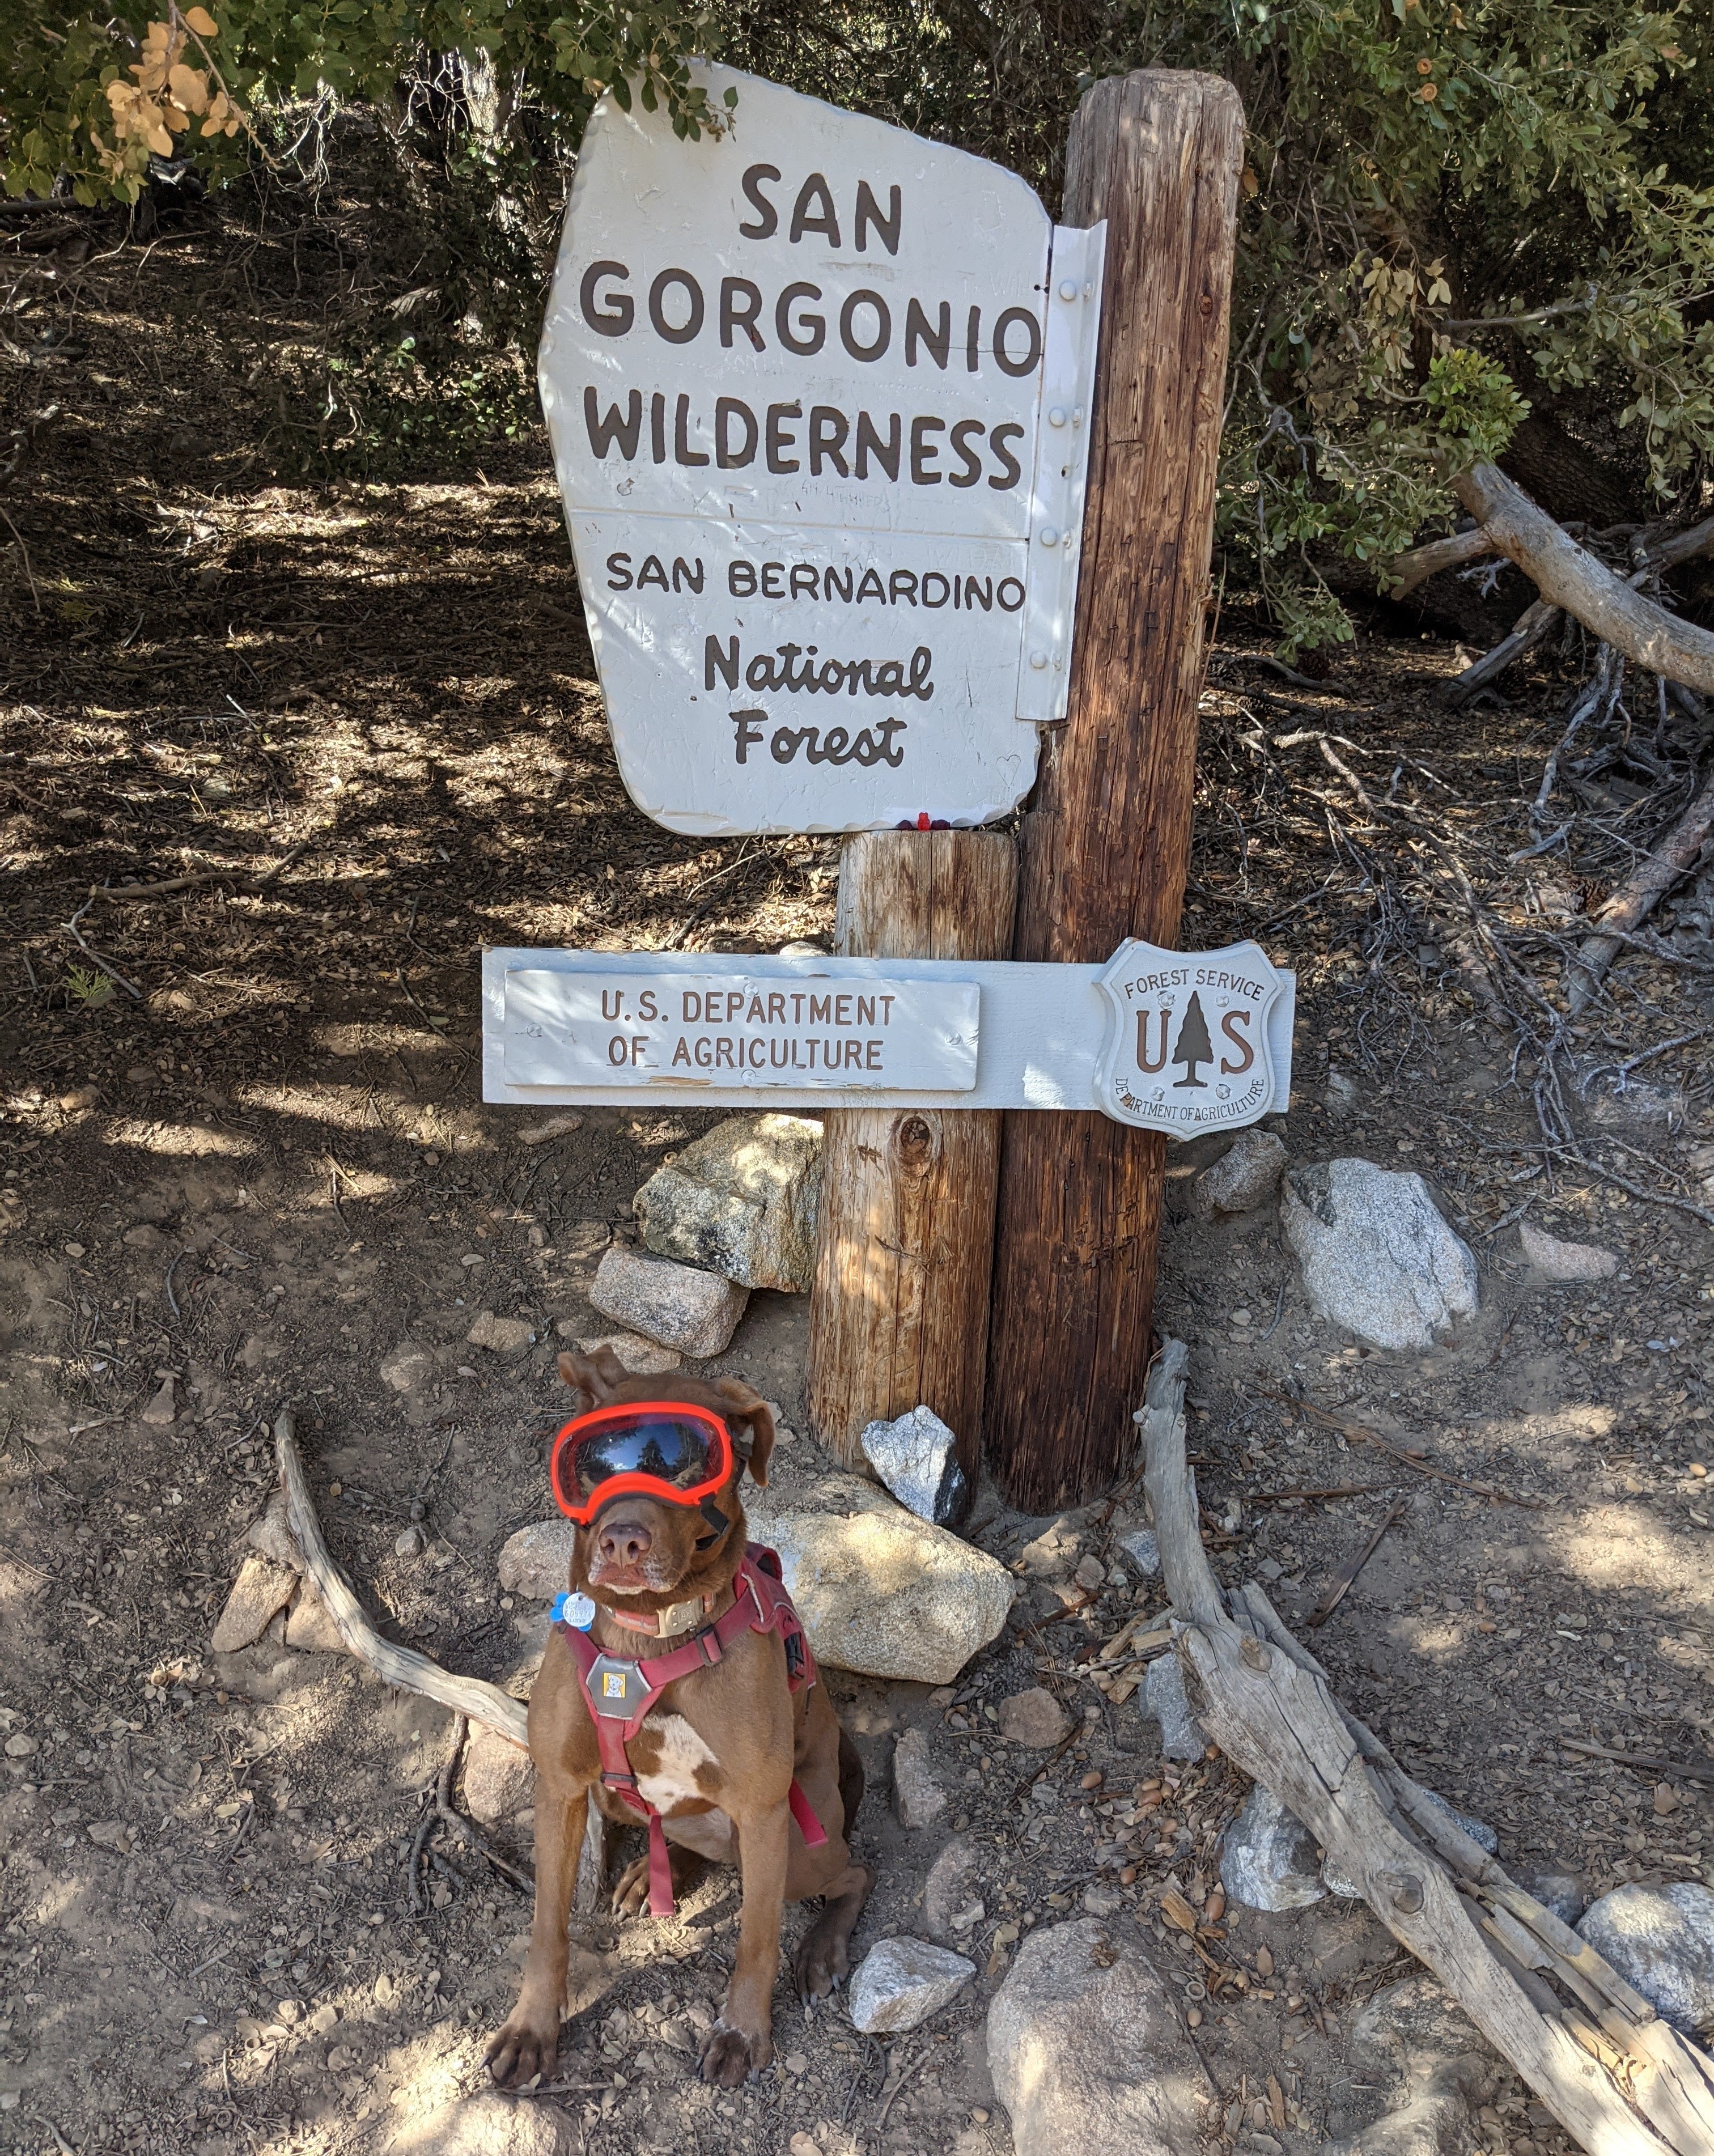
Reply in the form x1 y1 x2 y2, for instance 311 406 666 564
483 942 1293 1134
538 62 1104 837
503 967 978 1092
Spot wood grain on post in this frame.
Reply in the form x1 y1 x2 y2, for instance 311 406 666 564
807 830 1017 1472
985 71 1245 1513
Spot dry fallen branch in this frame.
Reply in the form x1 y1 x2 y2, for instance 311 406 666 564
274 1406 528 1743
1443 599 1562 704
1139 1340 1714 2156
1388 525 1500 600
1566 768 1714 1015
271 1406 609 1909
1453 464 1714 693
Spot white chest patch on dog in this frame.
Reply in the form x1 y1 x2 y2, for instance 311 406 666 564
634 1711 719 1811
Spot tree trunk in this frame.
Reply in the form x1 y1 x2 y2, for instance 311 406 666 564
985 70 1244 1515
807 830 1017 1473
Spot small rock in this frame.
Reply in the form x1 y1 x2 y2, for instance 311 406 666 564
1327 1973 1501 2156
121 1223 162 1249
141 1374 177 1426
1188 1130 1288 1219
1073 1552 1108 1591
1282 1159 1478 1349
87 1820 133 1853
892 1727 948 1830
860 1404 968 1528
924 1836 982 1943
465 1310 533 1355
634 1112 821 1292
1323 1793 1496 1898
1577 1882 1714 2035
1518 1219 1619 1282
246 1491 302 1572
1016 1516 1085 1579
284 1580 351 1655
1116 1527 1160 1578
570 1329 681 1376
1141 1653 1204 1762
1219 1785 1327 1911
380 1342 435 1393
497 1520 576 1601
745 1471 1013 1684
394 1524 427 1558
1083 1883 1123 1916
4 1732 38 1758
517 1113 583 1147
589 1246 749 1359
999 1688 1073 1750
987 1917 1214 2156
461 1726 534 1827
1516 1868 1585 1926
1326 1068 1360 1118
210 1556 298 1653
848 1936 975 2034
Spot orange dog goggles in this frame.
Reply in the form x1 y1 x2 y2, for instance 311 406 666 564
549 1401 735 1527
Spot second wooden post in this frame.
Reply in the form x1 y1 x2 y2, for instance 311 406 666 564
985 70 1245 1515
807 829 1017 1476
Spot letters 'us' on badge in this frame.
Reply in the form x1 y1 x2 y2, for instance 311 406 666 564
1094 939 1292 1136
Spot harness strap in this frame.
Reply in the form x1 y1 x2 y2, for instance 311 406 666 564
558 1547 824 1916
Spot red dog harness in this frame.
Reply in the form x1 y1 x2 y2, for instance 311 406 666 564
554 1543 826 1917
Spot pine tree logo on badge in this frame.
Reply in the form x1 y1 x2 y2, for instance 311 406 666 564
1093 938 1290 1135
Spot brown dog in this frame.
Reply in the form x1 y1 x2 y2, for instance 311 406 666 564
487 1348 873 2088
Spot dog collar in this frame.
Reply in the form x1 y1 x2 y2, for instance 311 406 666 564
606 1590 717 1639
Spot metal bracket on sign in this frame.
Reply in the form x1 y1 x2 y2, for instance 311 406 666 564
1015 219 1106 724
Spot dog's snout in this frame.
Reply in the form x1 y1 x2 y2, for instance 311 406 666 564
597 1516 652 1567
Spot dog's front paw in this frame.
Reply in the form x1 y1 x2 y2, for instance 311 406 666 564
699 2020 770 2086
485 2006 559 2088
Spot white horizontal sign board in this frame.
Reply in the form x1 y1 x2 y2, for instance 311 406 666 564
483 943 1294 1132
538 63 1104 836
503 968 978 1093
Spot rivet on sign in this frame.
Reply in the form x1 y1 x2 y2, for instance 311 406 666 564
1038 528 1060 549
1047 406 1068 427
1058 278 1080 300
1029 651 1049 670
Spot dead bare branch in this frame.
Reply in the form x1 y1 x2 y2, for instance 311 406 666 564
1452 464 1714 693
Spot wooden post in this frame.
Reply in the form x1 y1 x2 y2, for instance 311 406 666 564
984 71 1245 1514
807 830 1017 1475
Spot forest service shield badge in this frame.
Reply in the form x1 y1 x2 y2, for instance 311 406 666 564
1093 938 1292 1135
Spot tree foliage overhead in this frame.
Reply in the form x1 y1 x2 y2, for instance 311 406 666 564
5 0 1708 650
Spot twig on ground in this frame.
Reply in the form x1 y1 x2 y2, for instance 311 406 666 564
61 899 141 999
1558 1737 1714 1786
1306 1500 1405 1627
1257 1390 1545 1507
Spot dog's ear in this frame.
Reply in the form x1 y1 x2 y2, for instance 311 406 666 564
558 1346 626 1407
713 1378 776 1488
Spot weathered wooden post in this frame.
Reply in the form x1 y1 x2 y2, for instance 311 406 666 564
985 73 1246 1513
807 829 1017 1471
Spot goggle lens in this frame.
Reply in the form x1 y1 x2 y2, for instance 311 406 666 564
549 1404 732 1523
